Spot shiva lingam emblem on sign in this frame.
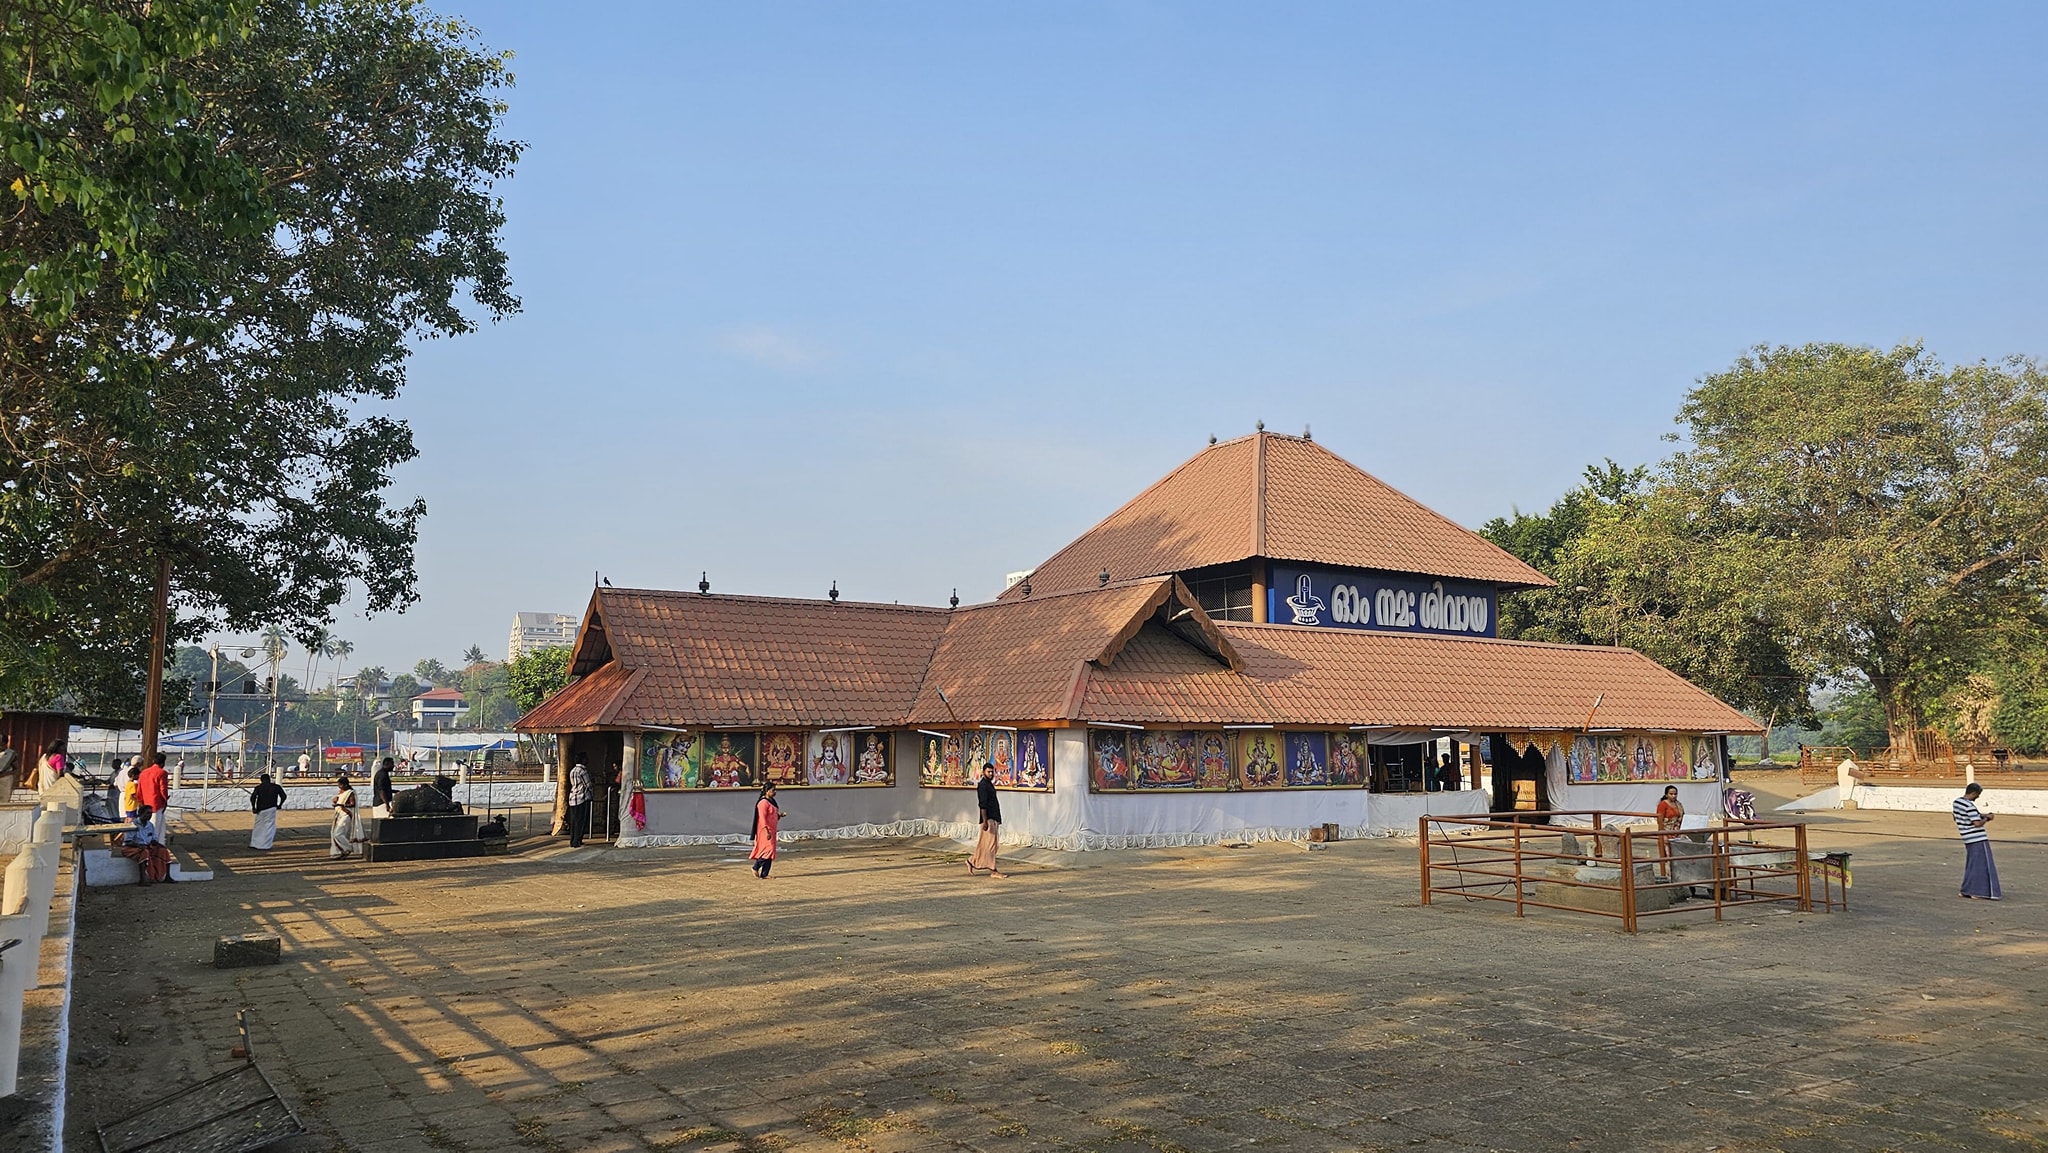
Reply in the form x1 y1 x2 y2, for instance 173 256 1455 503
1284 573 1326 625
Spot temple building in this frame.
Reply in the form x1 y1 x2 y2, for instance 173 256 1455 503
515 431 1758 849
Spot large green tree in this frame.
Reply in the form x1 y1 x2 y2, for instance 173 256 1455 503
1482 462 1811 722
1661 343 2048 749
1 0 518 714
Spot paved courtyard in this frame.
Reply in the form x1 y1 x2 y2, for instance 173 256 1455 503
64 773 2048 1153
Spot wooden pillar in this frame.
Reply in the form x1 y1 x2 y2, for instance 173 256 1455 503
138 553 172 770
1250 561 1268 624
551 733 572 835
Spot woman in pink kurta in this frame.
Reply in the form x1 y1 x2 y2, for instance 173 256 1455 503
750 783 781 879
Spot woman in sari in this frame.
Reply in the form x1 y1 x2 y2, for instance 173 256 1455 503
330 774 359 859
750 782 781 878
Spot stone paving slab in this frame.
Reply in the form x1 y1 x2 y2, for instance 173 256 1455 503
57 778 2048 1153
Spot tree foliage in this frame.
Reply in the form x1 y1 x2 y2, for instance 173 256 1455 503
1667 343 2048 745
1 0 518 714
1489 343 2048 750
1482 461 1810 721
506 645 569 716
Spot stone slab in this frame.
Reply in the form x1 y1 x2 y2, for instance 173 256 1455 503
214 933 282 968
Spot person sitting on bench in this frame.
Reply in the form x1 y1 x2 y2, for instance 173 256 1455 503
121 804 173 885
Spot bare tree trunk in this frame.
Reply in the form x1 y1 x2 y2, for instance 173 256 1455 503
1760 705 1779 763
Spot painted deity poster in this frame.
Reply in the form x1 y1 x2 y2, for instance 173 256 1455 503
1090 730 1133 791
988 730 1017 787
1567 736 1598 783
1236 731 1283 789
1013 731 1052 790
806 731 851 785
1690 736 1720 780
1124 730 1192 788
760 731 805 786
963 730 992 783
943 732 966 785
1284 732 1330 786
642 733 700 789
1328 735 1366 786
1194 732 1232 790
699 732 755 789
1597 735 1628 782
852 731 892 784
919 732 952 787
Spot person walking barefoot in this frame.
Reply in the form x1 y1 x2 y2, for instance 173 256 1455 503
751 783 781 878
969 761 1007 879
1955 782 2002 900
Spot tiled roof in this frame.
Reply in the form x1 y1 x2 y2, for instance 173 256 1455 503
515 662 640 732
1002 431 1551 597
903 578 1234 725
1215 623 1760 733
517 580 1757 735
413 687 465 701
528 588 954 730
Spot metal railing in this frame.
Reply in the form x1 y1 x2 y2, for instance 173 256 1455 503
1420 811 1826 933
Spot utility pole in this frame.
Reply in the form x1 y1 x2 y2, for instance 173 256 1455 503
267 651 280 775
204 645 221 812
138 553 173 769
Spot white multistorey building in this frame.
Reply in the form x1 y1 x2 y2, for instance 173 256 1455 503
508 612 579 662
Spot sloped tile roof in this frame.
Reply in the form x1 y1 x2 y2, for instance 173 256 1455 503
516 662 640 732
1002 431 1550 597
904 578 1216 725
1216 623 1760 733
528 588 954 730
516 582 1756 736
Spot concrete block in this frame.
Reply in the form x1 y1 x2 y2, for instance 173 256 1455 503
213 934 282 968
82 849 141 888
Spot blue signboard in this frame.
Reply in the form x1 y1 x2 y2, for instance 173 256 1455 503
1268 565 1496 638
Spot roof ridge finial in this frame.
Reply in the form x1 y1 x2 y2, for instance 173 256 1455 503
1208 433 1216 445
1303 423 1312 441
1255 419 1264 432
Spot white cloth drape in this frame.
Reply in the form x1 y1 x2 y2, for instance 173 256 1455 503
250 808 278 850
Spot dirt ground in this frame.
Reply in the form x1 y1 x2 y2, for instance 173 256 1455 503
63 770 2048 1153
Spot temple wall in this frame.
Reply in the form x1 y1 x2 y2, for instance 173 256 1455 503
623 727 1498 850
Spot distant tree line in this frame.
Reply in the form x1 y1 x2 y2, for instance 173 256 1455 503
1484 342 2048 755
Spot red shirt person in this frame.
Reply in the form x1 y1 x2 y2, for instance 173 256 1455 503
136 754 171 841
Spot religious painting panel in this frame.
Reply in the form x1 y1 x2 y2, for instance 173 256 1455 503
1128 730 1199 789
987 730 1018 787
943 731 967 785
1283 731 1330 786
1596 735 1629 782
1089 729 1133 791
641 732 701 790
1689 736 1720 780
758 731 805 786
1328 734 1367 786
851 731 893 785
1013 731 1053 791
962 729 993 783
918 731 954 787
1236 730 1283 789
805 731 852 785
1194 731 1232 790
700 732 756 788
1566 735 1597 784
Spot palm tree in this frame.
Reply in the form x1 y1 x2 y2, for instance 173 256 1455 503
462 644 488 667
303 626 331 694
327 638 353 690
260 625 289 677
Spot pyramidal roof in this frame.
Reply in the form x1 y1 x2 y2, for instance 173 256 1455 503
1001 431 1552 598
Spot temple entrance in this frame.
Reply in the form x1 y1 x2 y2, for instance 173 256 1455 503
1488 736 1550 815
563 732 625 841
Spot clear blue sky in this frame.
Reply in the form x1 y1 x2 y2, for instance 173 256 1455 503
262 1 2048 681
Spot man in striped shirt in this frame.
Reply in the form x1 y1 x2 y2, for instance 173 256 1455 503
1954 783 2002 901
